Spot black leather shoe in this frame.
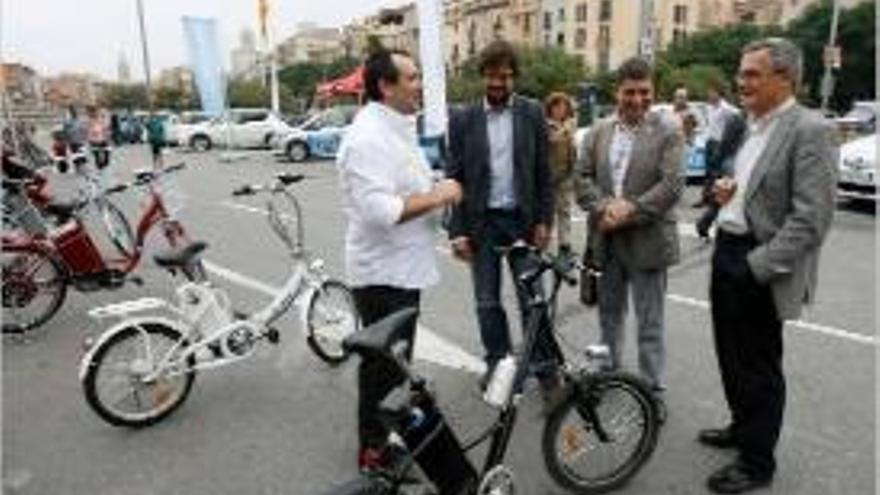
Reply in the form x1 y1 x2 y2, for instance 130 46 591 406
698 427 739 449
707 462 772 494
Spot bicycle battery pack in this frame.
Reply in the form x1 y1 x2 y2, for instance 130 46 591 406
51 221 106 274
402 395 478 495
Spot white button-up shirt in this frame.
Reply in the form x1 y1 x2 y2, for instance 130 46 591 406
484 98 517 209
718 98 796 235
337 102 440 289
609 118 640 198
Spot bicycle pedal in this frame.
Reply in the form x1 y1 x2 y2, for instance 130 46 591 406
264 327 280 344
208 341 224 358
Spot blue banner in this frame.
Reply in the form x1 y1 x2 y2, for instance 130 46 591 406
182 16 226 117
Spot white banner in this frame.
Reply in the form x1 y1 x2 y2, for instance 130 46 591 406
417 0 448 138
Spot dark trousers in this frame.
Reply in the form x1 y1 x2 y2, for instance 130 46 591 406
90 141 110 170
352 285 420 450
710 231 785 477
471 209 558 377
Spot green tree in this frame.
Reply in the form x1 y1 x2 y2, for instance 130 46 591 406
278 57 362 110
100 83 148 110
786 0 875 110
656 23 781 85
153 86 194 112
279 61 325 100
654 63 729 101
227 78 269 108
447 45 589 103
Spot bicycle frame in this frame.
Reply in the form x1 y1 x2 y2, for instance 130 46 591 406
378 248 574 488
2 166 189 280
105 182 186 274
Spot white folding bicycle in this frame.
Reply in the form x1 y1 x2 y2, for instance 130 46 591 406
78 173 359 428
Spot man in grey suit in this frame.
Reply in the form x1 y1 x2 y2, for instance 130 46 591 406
446 40 559 395
698 38 838 494
576 57 684 400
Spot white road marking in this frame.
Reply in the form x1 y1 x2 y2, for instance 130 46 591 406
202 259 486 374
667 294 876 347
218 201 875 351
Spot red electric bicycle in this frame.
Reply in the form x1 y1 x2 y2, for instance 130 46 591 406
2 163 203 334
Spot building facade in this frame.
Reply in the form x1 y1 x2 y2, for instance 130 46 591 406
276 26 345 66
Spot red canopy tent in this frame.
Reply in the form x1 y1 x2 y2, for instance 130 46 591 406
316 66 364 101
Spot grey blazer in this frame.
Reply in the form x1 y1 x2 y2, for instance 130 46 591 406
576 111 685 271
740 104 838 320
446 96 553 240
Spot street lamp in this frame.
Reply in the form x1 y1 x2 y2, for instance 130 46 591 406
136 0 154 113
819 0 841 114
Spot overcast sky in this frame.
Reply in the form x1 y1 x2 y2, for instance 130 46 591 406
2 0 407 79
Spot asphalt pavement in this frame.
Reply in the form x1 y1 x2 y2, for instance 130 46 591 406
2 144 876 494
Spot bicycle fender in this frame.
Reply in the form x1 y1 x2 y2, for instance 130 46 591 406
78 315 189 381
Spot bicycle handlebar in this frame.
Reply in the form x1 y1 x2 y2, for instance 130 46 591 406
230 173 305 197
105 184 128 195
499 241 581 289
231 185 255 197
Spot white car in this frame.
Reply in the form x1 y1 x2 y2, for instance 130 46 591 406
277 105 358 162
180 108 292 151
838 133 878 202
166 111 211 146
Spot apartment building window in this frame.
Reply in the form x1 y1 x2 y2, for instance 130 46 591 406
557 33 565 47
576 3 587 23
674 5 688 24
672 28 687 43
558 8 565 23
494 15 504 36
523 14 531 34
575 28 587 49
600 0 612 22
598 24 611 70
544 11 552 30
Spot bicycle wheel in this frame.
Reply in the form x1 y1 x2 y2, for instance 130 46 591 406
100 200 135 258
542 372 659 494
306 279 359 365
81 322 196 428
1 248 68 334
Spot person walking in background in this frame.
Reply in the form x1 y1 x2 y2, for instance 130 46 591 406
671 87 698 165
338 48 462 472
109 113 122 146
698 38 837 494
575 57 684 416
446 40 561 403
62 106 87 171
694 80 740 209
146 114 167 170
86 105 111 175
545 92 578 257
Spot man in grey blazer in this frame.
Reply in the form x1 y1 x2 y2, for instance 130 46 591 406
447 40 559 394
698 38 838 494
576 58 685 400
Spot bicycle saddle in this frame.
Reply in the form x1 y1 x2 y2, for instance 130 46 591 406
152 241 208 269
44 200 83 221
343 307 418 358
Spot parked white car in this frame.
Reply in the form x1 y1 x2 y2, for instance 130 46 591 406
276 105 358 162
167 111 211 146
180 108 292 151
838 133 878 202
